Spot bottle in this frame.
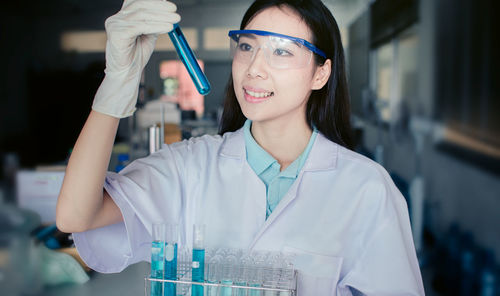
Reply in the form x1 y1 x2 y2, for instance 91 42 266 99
479 250 497 296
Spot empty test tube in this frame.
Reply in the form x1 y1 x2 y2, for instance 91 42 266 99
163 224 178 296
248 256 264 296
263 254 281 296
206 255 222 296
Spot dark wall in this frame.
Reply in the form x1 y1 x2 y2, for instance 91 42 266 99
1 2 122 167
348 10 370 118
414 0 500 177
0 1 236 168
435 0 500 151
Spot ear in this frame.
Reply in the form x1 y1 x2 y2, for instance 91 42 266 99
311 59 332 90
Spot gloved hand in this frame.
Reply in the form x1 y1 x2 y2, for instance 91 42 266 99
92 0 180 118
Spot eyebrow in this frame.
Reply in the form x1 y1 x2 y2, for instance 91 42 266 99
239 34 257 40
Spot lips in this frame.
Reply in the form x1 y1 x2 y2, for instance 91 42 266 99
243 87 274 103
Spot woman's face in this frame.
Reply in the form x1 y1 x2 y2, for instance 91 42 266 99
232 6 330 126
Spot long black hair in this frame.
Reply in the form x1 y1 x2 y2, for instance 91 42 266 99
218 0 353 149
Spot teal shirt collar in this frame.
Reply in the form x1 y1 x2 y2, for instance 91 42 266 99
243 119 318 178
243 120 276 175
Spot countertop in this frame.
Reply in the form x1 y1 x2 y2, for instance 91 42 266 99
40 262 150 296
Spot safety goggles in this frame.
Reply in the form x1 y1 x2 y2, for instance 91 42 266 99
228 30 327 70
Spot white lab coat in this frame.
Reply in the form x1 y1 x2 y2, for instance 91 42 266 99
73 127 425 295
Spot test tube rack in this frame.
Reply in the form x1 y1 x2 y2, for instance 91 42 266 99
145 260 298 296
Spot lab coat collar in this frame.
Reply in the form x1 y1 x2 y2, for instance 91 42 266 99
219 128 246 159
219 127 338 171
302 132 338 171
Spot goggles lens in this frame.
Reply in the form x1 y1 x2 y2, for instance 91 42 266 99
229 32 315 69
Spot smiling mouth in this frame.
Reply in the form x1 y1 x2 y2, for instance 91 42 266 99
244 88 274 99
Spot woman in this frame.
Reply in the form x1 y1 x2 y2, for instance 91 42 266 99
56 0 425 294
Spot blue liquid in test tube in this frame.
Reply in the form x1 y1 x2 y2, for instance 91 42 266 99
168 24 211 95
151 224 165 296
192 249 206 295
192 224 206 296
163 243 177 296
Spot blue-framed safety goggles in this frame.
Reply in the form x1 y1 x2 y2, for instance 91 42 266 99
228 30 327 69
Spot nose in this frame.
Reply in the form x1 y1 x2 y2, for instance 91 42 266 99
246 46 268 79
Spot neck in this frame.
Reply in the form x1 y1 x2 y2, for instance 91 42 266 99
251 118 312 170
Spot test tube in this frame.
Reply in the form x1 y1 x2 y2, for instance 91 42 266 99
151 223 166 296
206 255 222 296
263 254 280 296
163 224 178 296
248 255 264 296
168 24 211 95
220 254 236 296
192 224 206 296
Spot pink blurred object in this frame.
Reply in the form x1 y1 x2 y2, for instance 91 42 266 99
160 60 205 117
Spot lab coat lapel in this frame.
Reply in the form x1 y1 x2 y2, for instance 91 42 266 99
250 171 304 247
249 133 338 249
219 128 268 229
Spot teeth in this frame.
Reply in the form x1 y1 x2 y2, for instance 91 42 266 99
246 89 273 98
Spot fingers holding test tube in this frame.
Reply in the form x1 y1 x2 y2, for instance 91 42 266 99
92 0 181 118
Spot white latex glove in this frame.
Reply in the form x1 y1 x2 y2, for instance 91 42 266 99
92 0 180 118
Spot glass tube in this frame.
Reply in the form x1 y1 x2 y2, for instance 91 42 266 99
192 224 206 296
206 255 222 296
168 24 211 95
163 224 178 296
220 254 236 296
151 223 165 296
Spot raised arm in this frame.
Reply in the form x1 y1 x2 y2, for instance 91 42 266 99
56 111 121 233
56 0 180 233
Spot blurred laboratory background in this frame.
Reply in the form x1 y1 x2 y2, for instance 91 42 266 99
0 0 499 295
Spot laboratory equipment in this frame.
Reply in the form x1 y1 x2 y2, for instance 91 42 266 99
479 250 497 296
164 224 178 296
145 247 297 296
149 125 161 154
151 223 165 296
192 224 206 296
16 170 65 223
169 24 211 95
235 255 251 296
206 255 222 296
220 254 236 296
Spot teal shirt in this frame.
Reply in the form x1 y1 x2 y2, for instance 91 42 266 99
243 120 318 218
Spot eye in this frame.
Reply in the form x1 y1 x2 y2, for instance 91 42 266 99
274 48 293 57
238 43 252 52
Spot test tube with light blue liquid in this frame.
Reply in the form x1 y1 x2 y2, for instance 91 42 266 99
163 224 178 296
220 255 237 296
168 24 211 95
151 223 165 296
192 224 206 296
235 257 250 296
